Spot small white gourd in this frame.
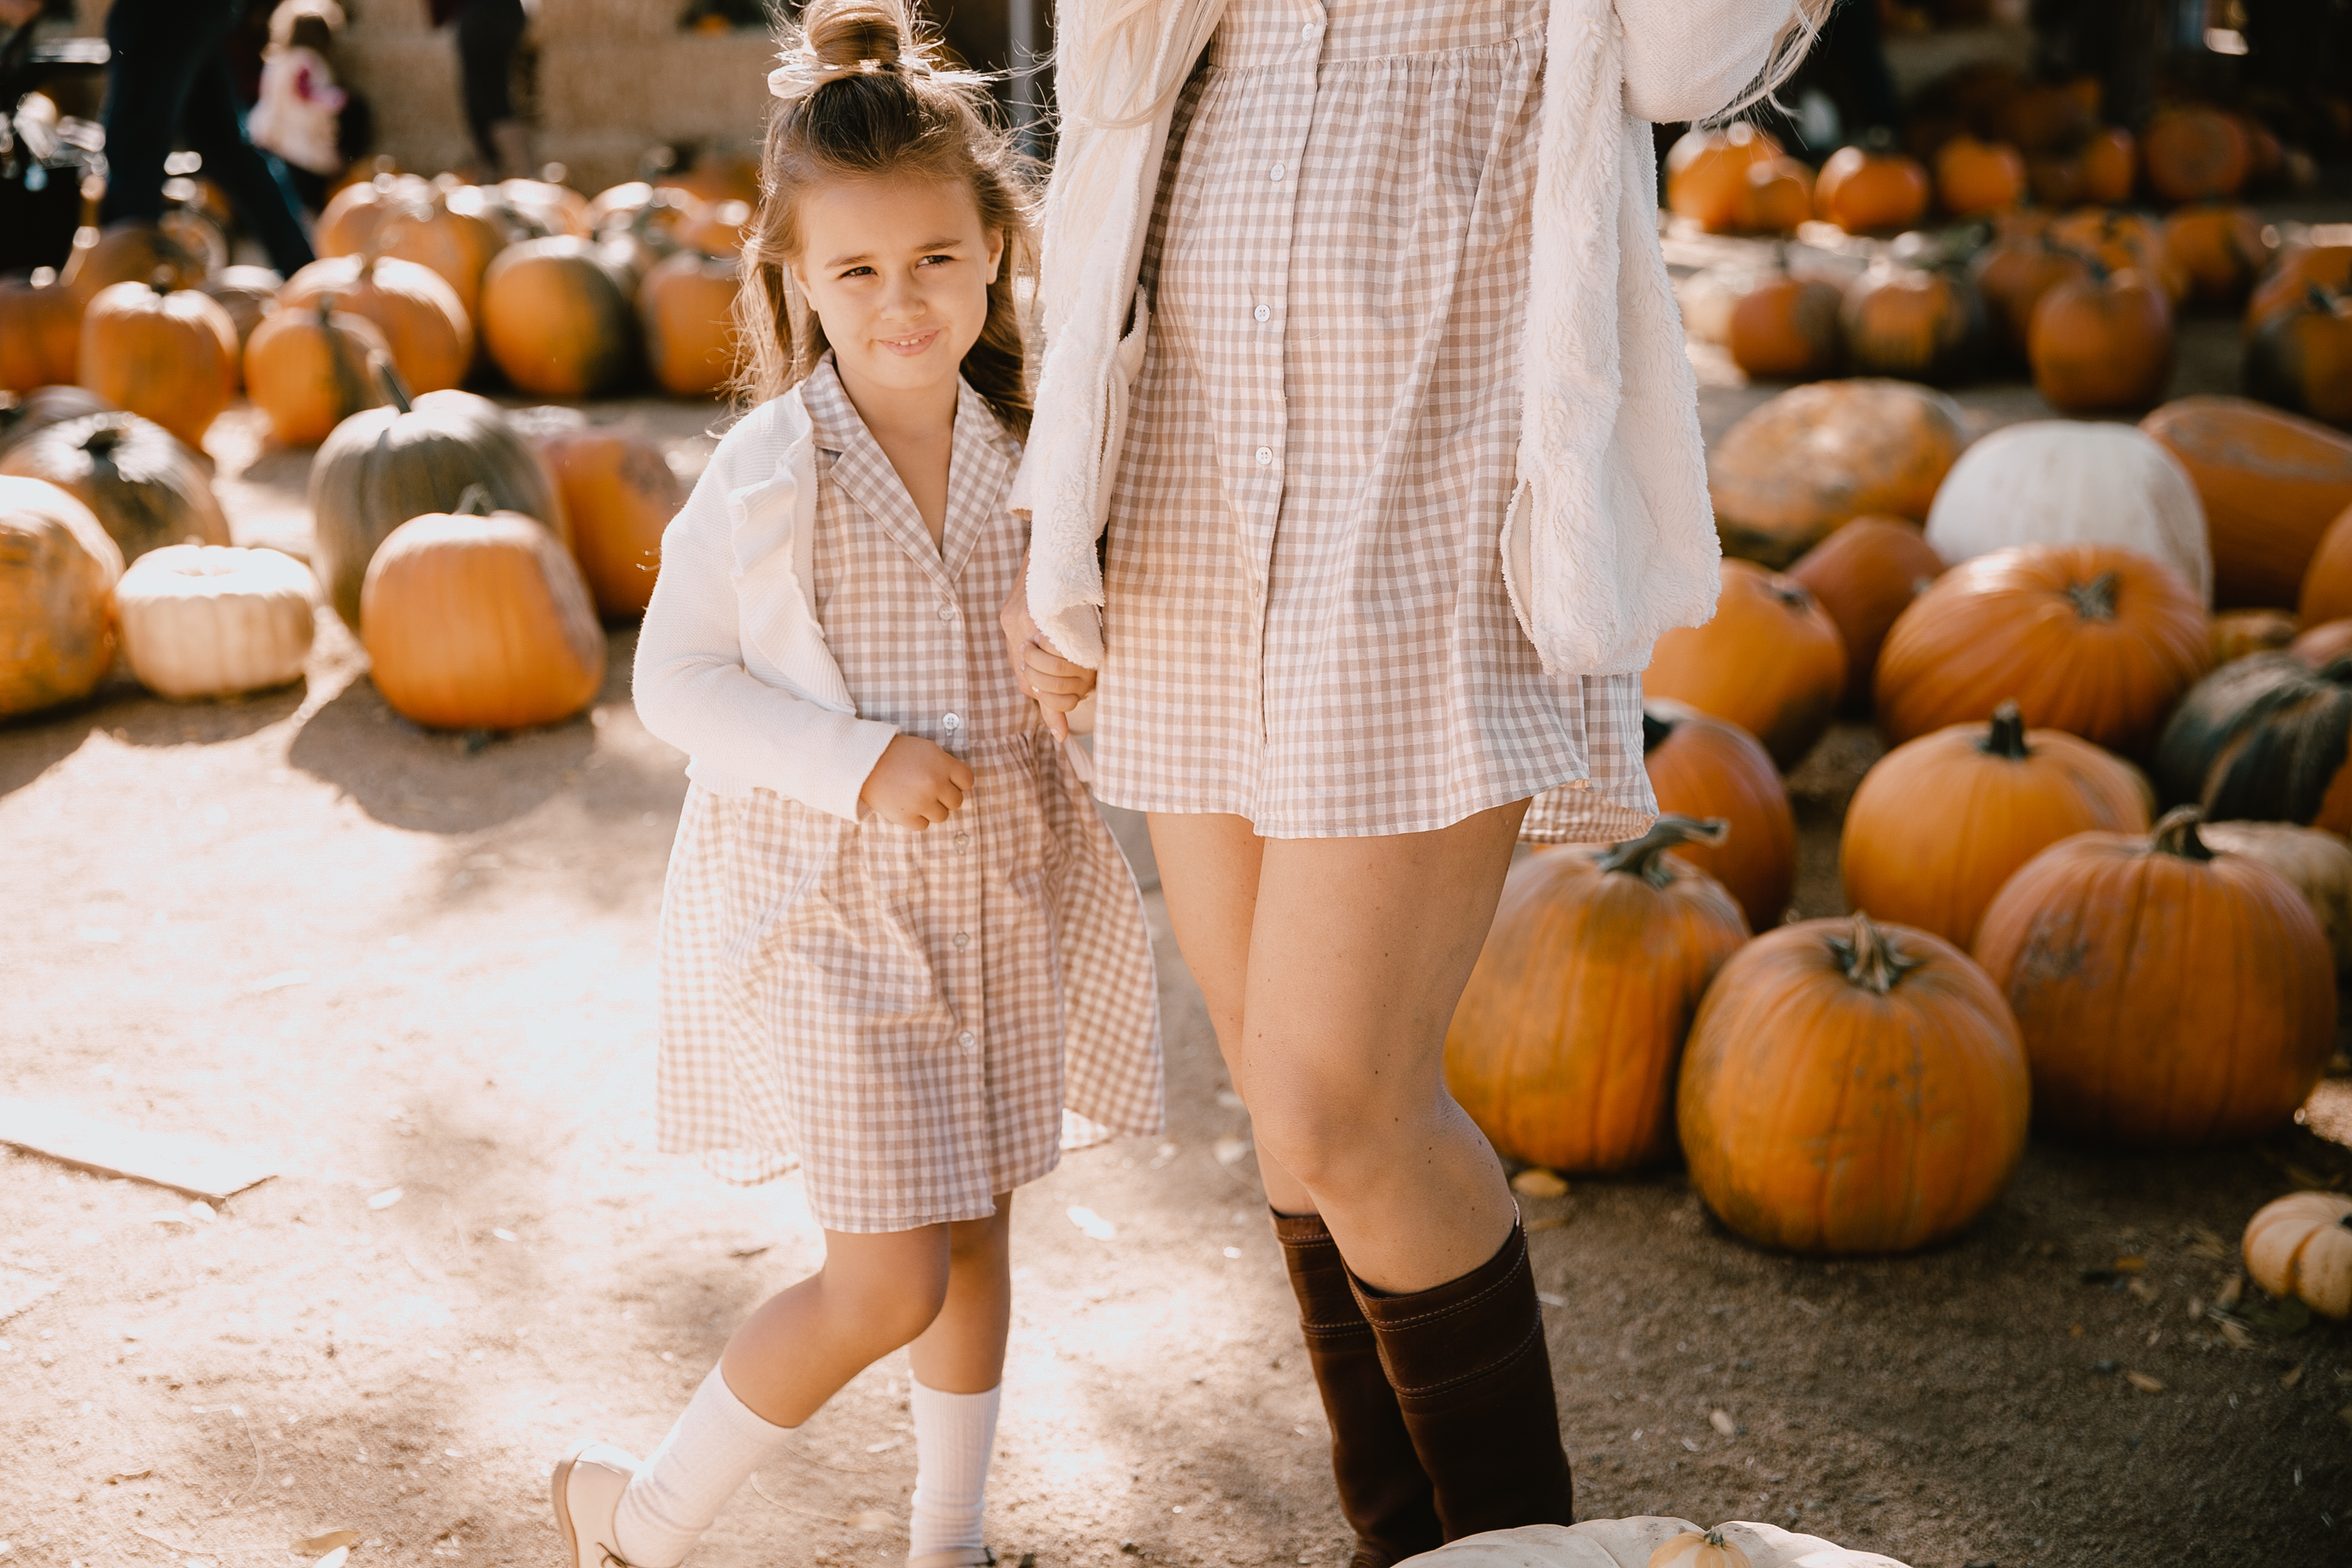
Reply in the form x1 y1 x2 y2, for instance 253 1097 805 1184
114 543 318 699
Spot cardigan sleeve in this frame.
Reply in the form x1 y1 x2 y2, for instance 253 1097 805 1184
1615 0 1795 125
632 446 898 823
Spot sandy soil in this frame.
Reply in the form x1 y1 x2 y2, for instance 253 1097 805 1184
5 268 2352 1568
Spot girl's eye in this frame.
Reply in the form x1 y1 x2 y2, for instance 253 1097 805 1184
838 266 874 278
920 253 956 267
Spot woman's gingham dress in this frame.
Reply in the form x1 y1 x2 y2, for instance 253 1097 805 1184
1091 0 1657 844
655 361 1164 1233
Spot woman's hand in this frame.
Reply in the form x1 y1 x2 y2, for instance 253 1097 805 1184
1000 549 1097 740
860 735 974 830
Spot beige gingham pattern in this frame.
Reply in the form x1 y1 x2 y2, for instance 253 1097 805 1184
1090 0 1656 844
654 359 1163 1232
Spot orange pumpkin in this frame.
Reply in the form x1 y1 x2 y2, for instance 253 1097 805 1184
1875 543 2210 753
680 197 754 258
1645 558 1846 770
374 180 510 325
2078 125 2137 204
1665 123 1785 234
2153 653 2352 831
0 268 83 392
2245 287 2352 430
1813 144 1930 234
2027 267 2175 412
2302 505 2352 625
1732 158 1813 235
1840 263 1987 385
1970 235 2091 363
1786 514 1946 708
74 278 238 450
2247 245 2352 338
2143 107 2249 204
2210 607 2301 665
1707 379 1967 569
588 180 706 240
1678 910 2030 1255
60 220 207 304
1842 702 2151 948
0 474 122 718
198 264 285 387
1995 83 2091 153
1935 136 2027 216
361 490 606 731
533 425 680 616
664 148 762 209
243 296 390 447
315 172 432 258
2293 619 2352 666
1444 817 1749 1176
1642 700 1795 931
2048 208 2190 304
1726 263 1843 383
278 254 474 395
2161 204 2275 310
638 249 743 397
2142 396 2352 608
495 176 594 240
1973 808 2334 1147
478 238 641 398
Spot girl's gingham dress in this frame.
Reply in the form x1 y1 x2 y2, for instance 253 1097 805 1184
1091 0 1657 844
655 359 1164 1233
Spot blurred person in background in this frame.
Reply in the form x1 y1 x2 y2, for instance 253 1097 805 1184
247 0 349 211
432 0 531 179
99 0 314 274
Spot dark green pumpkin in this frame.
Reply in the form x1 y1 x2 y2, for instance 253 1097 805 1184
2152 652 2352 833
0 386 116 463
0 410 229 564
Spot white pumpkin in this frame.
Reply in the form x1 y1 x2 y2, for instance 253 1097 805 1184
2244 1190 2352 1319
2198 821 2352 971
114 543 318 699
1400 1519 1911 1568
1923 421 2212 604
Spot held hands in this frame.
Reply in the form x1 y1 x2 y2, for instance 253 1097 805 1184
999 551 1097 740
860 735 975 831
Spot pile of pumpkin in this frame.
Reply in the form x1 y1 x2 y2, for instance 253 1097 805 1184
1670 103 2348 429
0 374 684 734
0 162 753 441
1445 374 2352 1279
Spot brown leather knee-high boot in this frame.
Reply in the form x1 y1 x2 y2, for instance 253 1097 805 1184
1350 1221 1574 1539
1273 1210 1444 1568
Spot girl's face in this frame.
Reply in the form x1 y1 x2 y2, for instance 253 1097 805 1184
789 174 1003 410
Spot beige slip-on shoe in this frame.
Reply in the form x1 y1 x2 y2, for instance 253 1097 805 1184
551 1438 643 1568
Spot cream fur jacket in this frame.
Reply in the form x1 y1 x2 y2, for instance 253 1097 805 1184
1014 0 1802 677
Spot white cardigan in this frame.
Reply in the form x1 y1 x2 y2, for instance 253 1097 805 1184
1015 0 1799 677
633 390 898 822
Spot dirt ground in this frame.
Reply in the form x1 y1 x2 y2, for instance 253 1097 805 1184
9 225 2352 1568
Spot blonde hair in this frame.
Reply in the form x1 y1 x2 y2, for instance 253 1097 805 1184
1714 0 1838 122
733 0 1039 438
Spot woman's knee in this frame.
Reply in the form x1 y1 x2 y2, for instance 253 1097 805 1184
1247 1075 1439 1196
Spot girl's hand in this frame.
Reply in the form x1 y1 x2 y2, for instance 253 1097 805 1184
1000 550 1097 740
860 735 975 830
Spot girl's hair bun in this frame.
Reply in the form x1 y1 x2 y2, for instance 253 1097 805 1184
802 0 909 74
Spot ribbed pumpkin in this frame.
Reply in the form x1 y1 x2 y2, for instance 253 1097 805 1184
308 370 567 630
1876 543 2209 753
2028 267 2175 413
0 474 121 718
2142 396 2352 608
494 176 594 240
2047 208 2190 305
75 278 238 450
680 198 753 258
587 180 706 244
2247 244 2352 338
1731 158 1813 235
361 491 606 731
1812 143 1930 234
1787 515 1945 709
114 543 317 699
2243 1192 2352 1321
1922 422 2210 602
1678 911 2030 1255
2245 287 2352 430
373 180 510 325
2198 820 2352 972
0 410 230 564
243 296 390 447
315 172 432 258
1840 263 1987 385
0 269 83 392
639 249 742 397
2078 125 2137 204
198 265 284 389
1969 235 2089 363
1973 808 2334 1147
2161 204 2274 310
1842 702 2151 948
2209 607 2300 665
0 386 111 459
1934 136 2026 216
1726 262 1842 383
478 238 641 398
2151 652 2352 832
2299 504 2352 625
60 220 207 303
1444 817 1748 1175
534 424 680 616
1706 379 1968 570
2143 107 2249 204
278 254 473 395
1645 559 1846 770
1641 701 1795 931
1664 123 1784 234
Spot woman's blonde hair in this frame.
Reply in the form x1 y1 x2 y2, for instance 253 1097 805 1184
732 0 1039 437
1716 0 1838 121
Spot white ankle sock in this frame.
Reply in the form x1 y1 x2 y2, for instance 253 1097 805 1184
907 1380 1001 1558
613 1364 794 1568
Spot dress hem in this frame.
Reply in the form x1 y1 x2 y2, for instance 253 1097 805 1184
1088 774 1656 844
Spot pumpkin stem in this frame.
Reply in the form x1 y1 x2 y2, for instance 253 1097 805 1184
1641 710 1674 754
375 358 415 413
81 423 125 457
147 267 174 295
1828 911 1926 996
315 292 338 326
1701 1531 1729 1548
2064 571 2120 622
1977 700 2031 760
454 484 493 517
2150 805 2215 862
1594 814 1729 887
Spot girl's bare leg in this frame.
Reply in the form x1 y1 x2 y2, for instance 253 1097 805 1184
908 1196 1015 1393
719 1224 956 1426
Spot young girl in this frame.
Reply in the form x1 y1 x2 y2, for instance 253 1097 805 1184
551 6 1163 1565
